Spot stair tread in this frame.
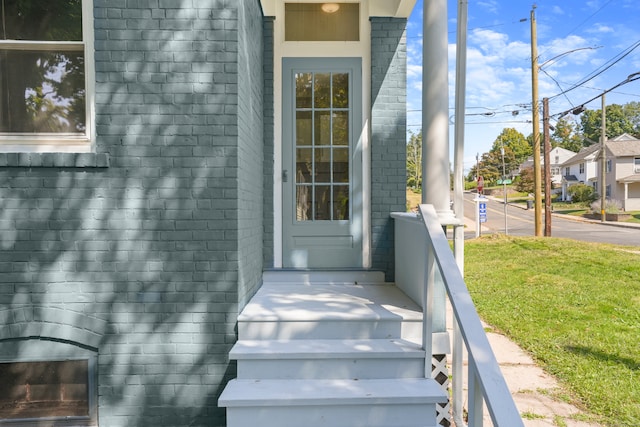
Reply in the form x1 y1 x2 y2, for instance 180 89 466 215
231 338 424 359
239 283 422 322
218 378 447 407
262 270 386 285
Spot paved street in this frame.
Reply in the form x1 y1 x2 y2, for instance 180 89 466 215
462 192 640 247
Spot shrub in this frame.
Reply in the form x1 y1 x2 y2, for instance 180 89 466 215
591 198 623 214
567 184 596 203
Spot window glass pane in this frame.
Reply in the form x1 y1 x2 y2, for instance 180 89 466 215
0 360 89 420
0 49 86 133
332 73 349 108
314 111 331 146
314 73 331 108
295 73 312 108
285 3 359 41
314 148 331 183
333 148 349 183
296 111 312 146
315 185 331 220
332 111 348 146
1 1 83 41
333 186 349 220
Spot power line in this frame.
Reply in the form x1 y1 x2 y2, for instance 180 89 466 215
548 38 640 101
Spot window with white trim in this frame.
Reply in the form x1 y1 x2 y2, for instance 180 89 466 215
579 162 585 174
0 0 94 152
635 157 640 173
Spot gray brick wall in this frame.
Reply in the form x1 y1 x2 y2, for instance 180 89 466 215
370 17 408 281
237 0 265 308
0 1 265 426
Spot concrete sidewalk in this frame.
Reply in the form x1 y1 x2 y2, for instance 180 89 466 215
446 302 602 426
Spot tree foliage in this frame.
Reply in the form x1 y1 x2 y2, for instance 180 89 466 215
580 103 639 144
406 131 422 189
551 117 583 152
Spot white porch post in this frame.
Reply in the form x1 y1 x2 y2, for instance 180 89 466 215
422 0 456 222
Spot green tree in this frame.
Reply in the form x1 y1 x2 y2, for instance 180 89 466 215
406 131 422 189
580 104 638 144
490 128 531 165
551 117 583 152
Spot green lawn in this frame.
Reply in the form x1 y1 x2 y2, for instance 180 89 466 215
464 236 640 427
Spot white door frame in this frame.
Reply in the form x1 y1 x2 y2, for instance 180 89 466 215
272 1 372 268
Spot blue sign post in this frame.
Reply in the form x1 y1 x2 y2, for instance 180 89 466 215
474 196 488 237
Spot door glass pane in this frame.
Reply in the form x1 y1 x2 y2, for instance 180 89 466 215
332 73 349 108
294 70 351 222
332 111 348 146
314 111 331 146
296 148 312 183
296 185 312 221
334 186 349 220
333 148 349 183
315 185 331 220
295 73 313 108
314 148 331 183
296 111 312 146
314 73 331 108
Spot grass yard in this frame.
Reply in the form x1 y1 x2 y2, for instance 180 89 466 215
464 235 640 427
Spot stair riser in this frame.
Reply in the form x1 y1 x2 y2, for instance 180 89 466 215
238 320 422 340
236 358 425 379
226 403 440 427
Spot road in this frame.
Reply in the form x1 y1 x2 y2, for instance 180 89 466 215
462 192 640 247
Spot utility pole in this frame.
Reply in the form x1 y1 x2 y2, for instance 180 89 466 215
543 98 552 236
600 93 607 222
530 5 542 236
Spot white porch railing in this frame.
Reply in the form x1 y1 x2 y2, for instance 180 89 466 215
392 204 524 427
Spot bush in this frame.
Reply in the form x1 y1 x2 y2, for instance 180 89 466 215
567 184 596 203
591 198 623 213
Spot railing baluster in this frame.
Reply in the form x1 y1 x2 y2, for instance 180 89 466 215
468 359 484 427
423 247 435 377
393 205 524 427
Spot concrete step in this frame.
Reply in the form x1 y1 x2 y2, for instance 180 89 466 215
232 338 426 379
219 378 447 427
238 283 423 340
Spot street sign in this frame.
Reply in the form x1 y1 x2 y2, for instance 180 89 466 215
479 201 487 223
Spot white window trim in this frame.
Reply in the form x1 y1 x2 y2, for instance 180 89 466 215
0 0 95 153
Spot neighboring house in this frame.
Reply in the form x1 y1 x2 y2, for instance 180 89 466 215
560 144 600 200
519 146 576 186
604 133 640 210
0 1 460 427
560 134 640 208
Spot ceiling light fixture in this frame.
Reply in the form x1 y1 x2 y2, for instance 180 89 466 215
321 3 340 13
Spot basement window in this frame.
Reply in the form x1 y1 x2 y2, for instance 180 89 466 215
0 339 97 427
285 3 360 41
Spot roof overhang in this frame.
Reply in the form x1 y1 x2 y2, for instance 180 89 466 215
260 0 417 18
619 174 640 183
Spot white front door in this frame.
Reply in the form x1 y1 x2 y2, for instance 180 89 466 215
282 57 363 268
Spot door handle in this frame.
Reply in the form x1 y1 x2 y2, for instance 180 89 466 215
282 170 289 182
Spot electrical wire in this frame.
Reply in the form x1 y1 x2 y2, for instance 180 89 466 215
548 38 640 101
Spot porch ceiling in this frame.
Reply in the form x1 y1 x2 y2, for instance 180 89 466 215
260 0 417 18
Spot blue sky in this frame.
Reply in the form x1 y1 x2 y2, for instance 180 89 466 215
406 0 640 171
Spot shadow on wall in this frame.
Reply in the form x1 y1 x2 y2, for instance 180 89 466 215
0 1 266 426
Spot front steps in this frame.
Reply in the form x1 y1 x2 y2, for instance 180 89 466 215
218 271 447 427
